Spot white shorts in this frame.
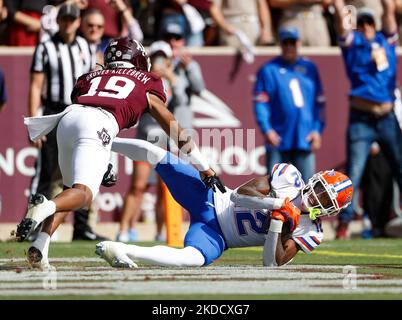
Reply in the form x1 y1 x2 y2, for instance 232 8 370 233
56 106 119 199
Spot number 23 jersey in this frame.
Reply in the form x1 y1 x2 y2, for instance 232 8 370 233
71 68 167 130
214 164 324 253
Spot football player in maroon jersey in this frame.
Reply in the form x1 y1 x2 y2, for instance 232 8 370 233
17 37 224 270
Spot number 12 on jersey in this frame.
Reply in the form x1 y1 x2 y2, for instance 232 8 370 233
236 211 267 236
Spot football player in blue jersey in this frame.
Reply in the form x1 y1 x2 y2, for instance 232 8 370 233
333 0 402 239
253 26 326 184
95 138 353 268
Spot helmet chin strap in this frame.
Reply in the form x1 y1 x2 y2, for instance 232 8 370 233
299 190 322 219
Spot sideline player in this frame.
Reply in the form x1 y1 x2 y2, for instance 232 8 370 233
16 37 224 269
96 138 353 268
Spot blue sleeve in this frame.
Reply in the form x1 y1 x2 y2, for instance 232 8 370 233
337 31 356 48
253 66 273 134
381 30 399 47
311 64 325 133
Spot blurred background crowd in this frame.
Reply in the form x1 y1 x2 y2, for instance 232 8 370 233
5 0 402 48
0 0 401 243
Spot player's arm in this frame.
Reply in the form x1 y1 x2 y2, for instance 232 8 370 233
263 199 301 266
28 72 46 148
230 176 285 210
28 72 45 117
148 93 226 192
238 175 271 196
254 67 281 147
333 0 349 38
263 205 301 267
382 0 397 34
148 93 204 158
263 223 300 266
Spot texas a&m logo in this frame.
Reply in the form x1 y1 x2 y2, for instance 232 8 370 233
97 128 111 146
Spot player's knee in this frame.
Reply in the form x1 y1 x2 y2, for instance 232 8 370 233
72 184 93 207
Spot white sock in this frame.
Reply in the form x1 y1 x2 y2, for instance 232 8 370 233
32 232 51 261
32 200 56 225
125 245 205 267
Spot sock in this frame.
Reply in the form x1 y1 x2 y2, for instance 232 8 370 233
32 232 51 261
32 200 56 225
125 244 205 267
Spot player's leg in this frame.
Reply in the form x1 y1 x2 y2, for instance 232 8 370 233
96 240 204 268
377 113 402 190
96 222 225 267
266 149 282 173
336 114 373 238
117 161 151 241
20 108 118 267
112 137 209 212
54 107 118 209
112 137 167 167
291 151 315 183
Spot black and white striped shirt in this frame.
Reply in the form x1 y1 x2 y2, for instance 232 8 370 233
31 33 96 108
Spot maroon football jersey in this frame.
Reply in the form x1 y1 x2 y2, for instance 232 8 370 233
71 68 167 130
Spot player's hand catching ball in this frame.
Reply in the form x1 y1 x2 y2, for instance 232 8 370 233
200 168 226 193
271 197 301 232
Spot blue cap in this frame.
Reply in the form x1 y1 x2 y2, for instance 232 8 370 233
278 26 300 41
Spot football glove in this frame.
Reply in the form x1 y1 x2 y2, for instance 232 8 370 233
271 197 301 232
202 174 226 193
101 163 117 187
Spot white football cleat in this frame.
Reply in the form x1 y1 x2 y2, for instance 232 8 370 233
95 241 138 268
16 194 49 242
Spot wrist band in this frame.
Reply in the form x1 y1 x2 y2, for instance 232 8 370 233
269 219 283 233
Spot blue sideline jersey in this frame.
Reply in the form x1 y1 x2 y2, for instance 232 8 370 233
338 30 398 103
253 56 325 151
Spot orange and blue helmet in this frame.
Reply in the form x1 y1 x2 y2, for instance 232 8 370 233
301 170 353 218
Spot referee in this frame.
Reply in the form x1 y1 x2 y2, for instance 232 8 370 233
28 3 106 241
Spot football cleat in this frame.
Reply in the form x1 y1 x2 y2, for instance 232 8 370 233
16 194 48 242
27 246 53 271
95 241 138 268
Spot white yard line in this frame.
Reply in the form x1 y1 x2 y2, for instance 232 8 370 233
1 260 402 297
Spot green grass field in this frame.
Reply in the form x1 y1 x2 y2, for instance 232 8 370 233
1 239 402 300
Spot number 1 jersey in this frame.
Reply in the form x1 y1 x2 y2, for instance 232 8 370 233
71 68 167 130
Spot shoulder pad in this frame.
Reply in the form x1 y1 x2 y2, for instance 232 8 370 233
270 163 304 200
